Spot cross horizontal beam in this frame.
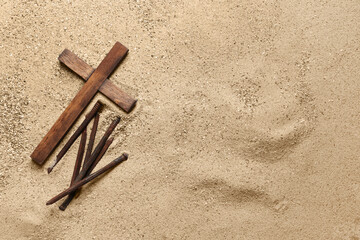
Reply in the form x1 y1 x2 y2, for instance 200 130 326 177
58 49 137 113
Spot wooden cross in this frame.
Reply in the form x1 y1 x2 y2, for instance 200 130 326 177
31 42 136 165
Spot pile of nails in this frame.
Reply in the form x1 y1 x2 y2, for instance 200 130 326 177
46 101 128 210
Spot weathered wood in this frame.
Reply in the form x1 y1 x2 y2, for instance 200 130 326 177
59 49 137 113
47 153 128 205
31 42 128 165
58 49 94 80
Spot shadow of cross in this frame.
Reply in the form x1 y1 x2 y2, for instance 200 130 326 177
30 42 136 165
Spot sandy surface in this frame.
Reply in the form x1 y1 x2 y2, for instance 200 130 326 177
1 0 360 239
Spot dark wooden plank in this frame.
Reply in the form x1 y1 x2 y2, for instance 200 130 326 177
58 49 94 80
59 49 137 113
31 42 128 165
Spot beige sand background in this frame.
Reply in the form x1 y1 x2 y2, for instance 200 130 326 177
1 0 360 239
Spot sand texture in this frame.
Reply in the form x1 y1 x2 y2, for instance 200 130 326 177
1 0 360 239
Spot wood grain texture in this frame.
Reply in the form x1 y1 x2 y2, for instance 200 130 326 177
59 49 137 113
31 42 128 165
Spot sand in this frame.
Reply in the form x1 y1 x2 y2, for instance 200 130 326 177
1 0 360 239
